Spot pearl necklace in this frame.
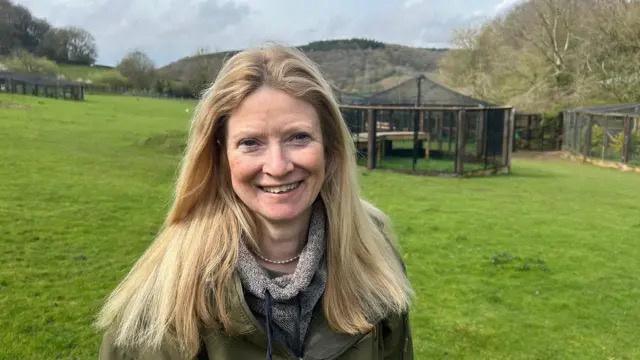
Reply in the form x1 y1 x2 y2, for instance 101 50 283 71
254 251 301 265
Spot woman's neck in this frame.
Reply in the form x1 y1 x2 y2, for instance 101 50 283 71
255 207 312 261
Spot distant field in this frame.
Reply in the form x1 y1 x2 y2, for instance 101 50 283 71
1 93 639 359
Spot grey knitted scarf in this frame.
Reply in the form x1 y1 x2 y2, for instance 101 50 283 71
237 202 327 356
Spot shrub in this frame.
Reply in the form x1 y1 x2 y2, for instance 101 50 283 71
89 70 128 92
4 50 58 75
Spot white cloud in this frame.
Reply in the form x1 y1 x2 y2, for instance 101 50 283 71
404 0 424 8
494 0 525 15
14 0 514 66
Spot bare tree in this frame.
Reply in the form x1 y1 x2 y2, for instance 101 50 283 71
588 1 640 102
117 50 156 90
438 0 640 112
64 26 97 65
183 48 223 96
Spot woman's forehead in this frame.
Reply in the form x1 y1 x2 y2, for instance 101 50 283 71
226 87 321 134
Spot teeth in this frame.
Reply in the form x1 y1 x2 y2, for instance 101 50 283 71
261 182 301 194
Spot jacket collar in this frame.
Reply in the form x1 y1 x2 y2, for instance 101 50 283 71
205 272 366 360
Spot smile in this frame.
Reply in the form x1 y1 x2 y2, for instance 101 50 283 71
258 181 302 194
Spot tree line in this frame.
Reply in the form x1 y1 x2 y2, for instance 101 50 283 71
439 0 640 114
0 1 194 97
0 0 97 65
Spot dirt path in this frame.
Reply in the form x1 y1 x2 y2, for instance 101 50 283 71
512 150 565 160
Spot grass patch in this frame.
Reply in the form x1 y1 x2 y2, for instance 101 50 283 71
1 93 639 358
56 63 116 82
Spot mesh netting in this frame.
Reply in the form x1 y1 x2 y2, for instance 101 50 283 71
341 106 510 175
563 106 640 166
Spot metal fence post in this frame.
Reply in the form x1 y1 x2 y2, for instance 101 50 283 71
367 109 376 170
508 108 515 172
583 115 593 161
455 109 465 175
501 108 510 167
622 116 631 164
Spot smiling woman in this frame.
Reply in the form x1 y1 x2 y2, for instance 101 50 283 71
226 87 326 224
97 45 413 360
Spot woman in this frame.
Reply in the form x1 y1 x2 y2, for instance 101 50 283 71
98 45 413 359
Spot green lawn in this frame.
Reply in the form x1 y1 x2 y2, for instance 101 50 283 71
1 93 639 359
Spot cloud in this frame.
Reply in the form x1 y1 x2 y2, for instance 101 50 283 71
14 0 512 66
16 0 251 65
403 0 424 8
494 0 525 15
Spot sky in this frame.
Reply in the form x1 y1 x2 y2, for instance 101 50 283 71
14 0 524 67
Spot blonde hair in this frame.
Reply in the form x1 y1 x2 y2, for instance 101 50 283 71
97 45 412 357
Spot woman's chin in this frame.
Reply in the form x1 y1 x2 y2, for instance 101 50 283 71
257 206 310 224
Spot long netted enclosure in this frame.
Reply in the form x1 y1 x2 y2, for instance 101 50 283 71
563 104 640 167
341 105 514 175
0 71 85 100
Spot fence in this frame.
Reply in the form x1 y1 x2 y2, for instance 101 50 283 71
0 71 84 100
340 105 514 176
563 104 640 167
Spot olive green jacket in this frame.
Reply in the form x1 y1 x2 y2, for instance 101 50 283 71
100 272 412 360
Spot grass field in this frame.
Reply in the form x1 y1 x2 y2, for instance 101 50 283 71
1 93 639 359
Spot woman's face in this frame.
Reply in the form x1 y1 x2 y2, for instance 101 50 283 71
225 86 326 226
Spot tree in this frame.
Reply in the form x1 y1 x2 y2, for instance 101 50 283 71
90 70 128 92
64 27 97 65
36 28 67 61
438 0 640 113
182 48 222 96
587 1 640 102
117 50 156 90
0 0 51 55
37 26 97 65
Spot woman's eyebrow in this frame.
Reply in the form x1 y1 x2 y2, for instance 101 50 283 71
280 121 316 132
228 128 266 140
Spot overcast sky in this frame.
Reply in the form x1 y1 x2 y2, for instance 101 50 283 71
14 0 523 67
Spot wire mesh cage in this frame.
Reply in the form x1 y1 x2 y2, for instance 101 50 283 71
340 105 513 176
563 104 640 166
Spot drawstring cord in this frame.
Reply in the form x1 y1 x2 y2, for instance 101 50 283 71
264 289 274 360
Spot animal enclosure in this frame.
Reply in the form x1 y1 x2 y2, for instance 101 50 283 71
340 105 514 175
563 104 640 167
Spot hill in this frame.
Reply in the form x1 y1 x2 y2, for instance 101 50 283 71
158 39 447 95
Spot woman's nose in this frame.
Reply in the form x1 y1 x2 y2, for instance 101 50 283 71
262 144 293 176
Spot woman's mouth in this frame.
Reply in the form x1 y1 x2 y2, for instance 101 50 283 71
258 181 303 194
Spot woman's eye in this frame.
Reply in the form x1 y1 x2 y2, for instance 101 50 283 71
290 133 311 144
238 139 260 150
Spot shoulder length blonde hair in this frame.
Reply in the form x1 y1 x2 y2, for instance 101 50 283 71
97 45 412 357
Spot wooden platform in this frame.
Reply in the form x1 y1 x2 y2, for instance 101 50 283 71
352 131 429 143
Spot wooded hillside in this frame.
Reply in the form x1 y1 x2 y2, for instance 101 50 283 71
158 40 446 96
439 0 640 113
0 0 96 65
